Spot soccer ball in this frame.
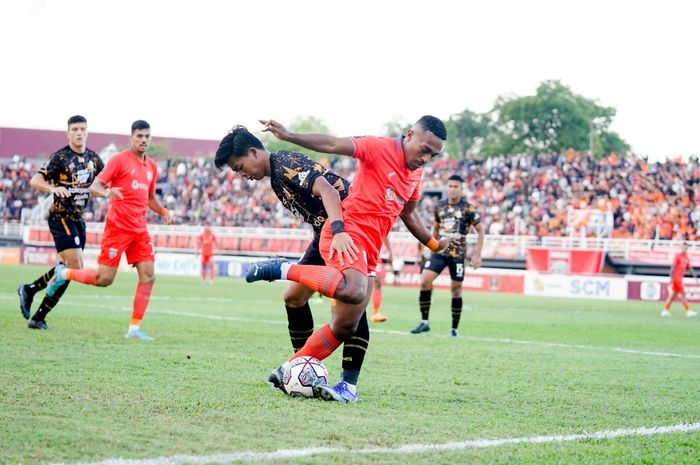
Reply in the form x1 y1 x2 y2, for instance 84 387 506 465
282 356 329 398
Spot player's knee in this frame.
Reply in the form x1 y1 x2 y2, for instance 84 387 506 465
140 274 155 285
96 275 114 287
451 287 462 298
284 290 306 308
339 281 366 305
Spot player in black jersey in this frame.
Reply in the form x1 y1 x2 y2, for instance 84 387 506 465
411 174 483 336
215 126 374 397
17 115 104 329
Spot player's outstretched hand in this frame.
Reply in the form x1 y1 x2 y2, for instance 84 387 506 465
435 237 460 254
106 187 123 200
50 186 71 198
470 256 481 270
259 119 291 141
162 212 174 225
327 232 359 267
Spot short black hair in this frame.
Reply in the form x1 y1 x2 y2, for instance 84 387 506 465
131 120 150 134
448 174 464 183
67 115 87 127
214 126 265 170
415 115 447 141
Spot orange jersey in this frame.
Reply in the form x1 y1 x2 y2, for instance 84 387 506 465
672 252 690 282
199 230 216 256
97 150 158 232
343 136 422 261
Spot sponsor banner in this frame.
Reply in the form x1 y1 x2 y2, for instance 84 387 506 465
20 246 59 266
526 248 604 274
524 272 627 300
628 278 700 303
627 249 700 266
0 247 20 264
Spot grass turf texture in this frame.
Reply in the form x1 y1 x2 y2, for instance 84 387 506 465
1 264 699 464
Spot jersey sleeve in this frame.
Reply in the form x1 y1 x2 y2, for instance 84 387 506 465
97 155 120 186
350 136 380 164
279 151 325 196
466 206 481 226
38 153 64 183
94 154 105 176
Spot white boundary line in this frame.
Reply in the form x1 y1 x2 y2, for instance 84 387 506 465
2 293 699 360
45 421 700 465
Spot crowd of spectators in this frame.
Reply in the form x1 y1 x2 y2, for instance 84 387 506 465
3 150 700 241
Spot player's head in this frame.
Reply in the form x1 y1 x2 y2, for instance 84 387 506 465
66 115 88 151
446 174 464 201
682 242 689 252
402 115 446 170
214 126 270 181
130 120 151 155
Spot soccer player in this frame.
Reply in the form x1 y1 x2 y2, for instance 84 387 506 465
45 120 172 340
17 115 104 330
411 174 484 336
369 237 393 323
661 242 698 317
249 116 456 402
213 126 374 394
198 225 217 284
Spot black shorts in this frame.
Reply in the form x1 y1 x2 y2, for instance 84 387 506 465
424 252 465 282
298 233 325 266
48 218 86 253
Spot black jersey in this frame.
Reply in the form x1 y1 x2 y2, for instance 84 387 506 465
269 150 350 233
434 198 480 260
38 146 104 221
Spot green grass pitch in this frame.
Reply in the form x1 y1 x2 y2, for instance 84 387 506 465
1 264 699 464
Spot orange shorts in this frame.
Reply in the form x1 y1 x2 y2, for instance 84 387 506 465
201 255 213 265
98 222 155 267
319 220 376 276
671 280 684 293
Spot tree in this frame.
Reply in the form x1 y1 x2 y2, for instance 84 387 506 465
259 116 332 160
481 80 629 158
445 108 489 158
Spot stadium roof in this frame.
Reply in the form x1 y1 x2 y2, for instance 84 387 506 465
0 127 220 159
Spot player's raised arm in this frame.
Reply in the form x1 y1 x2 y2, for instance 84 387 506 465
260 119 355 156
400 200 457 253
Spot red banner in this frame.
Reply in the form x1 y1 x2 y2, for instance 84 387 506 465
526 248 604 274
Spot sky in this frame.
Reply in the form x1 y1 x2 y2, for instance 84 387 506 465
1 0 698 161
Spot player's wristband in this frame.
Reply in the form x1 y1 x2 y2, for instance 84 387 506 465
158 207 169 216
426 237 440 252
331 220 345 236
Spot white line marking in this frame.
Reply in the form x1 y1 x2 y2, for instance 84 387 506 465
2 293 699 359
45 421 700 465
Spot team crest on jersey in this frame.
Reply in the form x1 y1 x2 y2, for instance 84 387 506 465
297 170 309 185
385 187 396 201
109 248 118 259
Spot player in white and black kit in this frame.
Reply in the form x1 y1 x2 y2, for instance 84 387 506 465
411 174 484 336
17 115 104 329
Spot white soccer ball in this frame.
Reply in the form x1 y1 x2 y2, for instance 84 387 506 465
282 356 329 398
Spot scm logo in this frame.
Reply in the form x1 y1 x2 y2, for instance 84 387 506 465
571 279 609 296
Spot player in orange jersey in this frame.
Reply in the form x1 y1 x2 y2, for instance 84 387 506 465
198 225 217 284
46 120 172 340
248 116 456 402
661 243 698 317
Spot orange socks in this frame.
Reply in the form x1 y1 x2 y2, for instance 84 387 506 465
286 264 342 297
131 282 153 326
372 288 382 312
66 268 97 286
290 324 341 362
